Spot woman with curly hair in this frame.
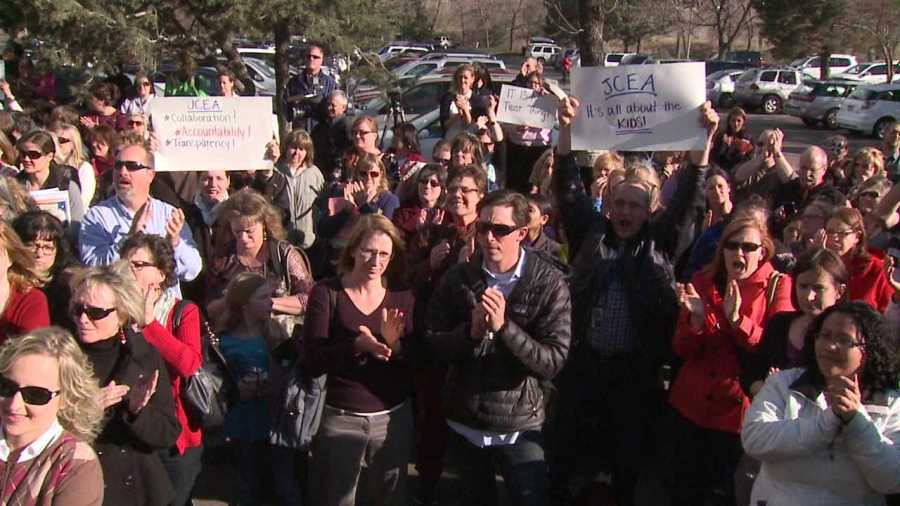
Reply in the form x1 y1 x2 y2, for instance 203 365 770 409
711 106 754 171
824 207 895 312
846 147 885 193
79 82 120 131
207 189 314 334
70 262 180 506
120 233 202 506
742 301 900 505
0 220 49 344
0 327 105 505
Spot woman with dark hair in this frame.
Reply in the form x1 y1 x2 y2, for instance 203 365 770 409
207 189 314 334
387 122 425 183
670 217 794 505
742 247 847 397
470 62 495 118
12 210 80 329
80 82 120 131
440 64 477 141
119 233 203 506
15 130 85 232
86 125 118 203
306 214 415 506
824 207 895 312
392 164 446 239
712 106 754 171
742 301 900 505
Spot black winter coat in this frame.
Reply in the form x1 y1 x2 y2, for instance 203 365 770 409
82 329 181 506
552 153 708 372
425 249 571 432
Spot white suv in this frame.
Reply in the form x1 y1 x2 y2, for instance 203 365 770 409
837 83 900 139
833 62 900 84
529 44 561 63
791 54 858 79
733 67 804 114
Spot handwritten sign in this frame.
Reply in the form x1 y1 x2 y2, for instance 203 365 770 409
31 189 71 224
571 62 706 151
150 97 274 171
497 85 558 129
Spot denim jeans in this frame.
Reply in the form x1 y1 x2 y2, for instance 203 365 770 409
309 402 413 506
446 428 548 506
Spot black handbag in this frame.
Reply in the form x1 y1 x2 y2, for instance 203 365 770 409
173 301 237 429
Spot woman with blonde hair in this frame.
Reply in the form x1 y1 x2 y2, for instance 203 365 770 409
847 147 885 191
50 122 96 208
0 174 37 221
441 64 477 141
590 151 624 211
69 262 180 506
0 327 105 505
0 220 49 344
306 214 415 506
528 148 555 196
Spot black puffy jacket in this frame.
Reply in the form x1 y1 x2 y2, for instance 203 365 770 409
425 250 571 432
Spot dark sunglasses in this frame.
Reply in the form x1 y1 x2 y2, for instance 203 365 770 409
57 137 72 145
418 179 441 188
307 54 323 60
0 375 60 405
139 81 152 87
476 222 521 238
723 241 762 253
71 303 116 321
360 170 381 179
128 121 144 127
436 158 451 166
114 160 152 171
21 150 45 160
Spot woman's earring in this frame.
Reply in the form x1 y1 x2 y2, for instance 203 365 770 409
118 327 127 344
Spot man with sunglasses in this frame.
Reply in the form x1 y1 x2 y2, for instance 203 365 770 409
548 97 718 506
425 190 571 506
283 43 337 130
79 141 202 298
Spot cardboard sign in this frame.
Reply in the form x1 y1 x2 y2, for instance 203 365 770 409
497 84 559 129
571 62 706 151
150 97 274 171
31 189 71 224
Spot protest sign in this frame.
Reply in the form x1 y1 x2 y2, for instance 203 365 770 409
571 62 706 151
31 189 71 224
150 97 274 171
497 84 559 129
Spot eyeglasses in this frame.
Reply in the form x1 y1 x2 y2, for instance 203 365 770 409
859 191 880 199
447 185 480 196
71 303 116 321
418 179 441 188
476 222 521 238
307 54 323 60
0 375 60 406
139 81 152 87
20 150 45 160
436 158 451 166
359 170 381 179
57 137 72 145
129 260 156 270
128 121 144 127
25 242 57 255
723 241 762 253
816 332 864 350
352 130 375 138
825 228 856 239
114 160 152 171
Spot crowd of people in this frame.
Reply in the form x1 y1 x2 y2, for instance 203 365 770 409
0 42 899 506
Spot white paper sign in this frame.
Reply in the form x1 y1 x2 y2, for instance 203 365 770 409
497 84 558 129
571 62 706 151
31 189 71 224
150 97 274 171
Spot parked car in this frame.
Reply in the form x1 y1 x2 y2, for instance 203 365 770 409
529 43 562 63
733 67 804 114
619 54 653 65
790 54 858 79
418 50 498 62
528 36 556 45
832 61 900 84
784 79 857 129
837 83 900 139
722 51 764 67
392 56 506 84
705 60 754 76
707 69 746 108
376 42 433 62
604 52 636 67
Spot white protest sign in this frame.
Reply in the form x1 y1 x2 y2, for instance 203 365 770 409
497 84 559 129
571 62 706 151
150 97 274 171
31 189 71 224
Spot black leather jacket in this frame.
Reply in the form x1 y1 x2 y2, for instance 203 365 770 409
425 249 571 432
552 152 707 371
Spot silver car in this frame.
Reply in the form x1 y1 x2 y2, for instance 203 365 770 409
707 70 745 108
837 83 900 139
733 67 804 114
784 80 857 129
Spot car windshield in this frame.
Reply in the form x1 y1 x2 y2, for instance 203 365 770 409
848 87 876 100
843 64 864 74
608 54 624 63
246 59 274 78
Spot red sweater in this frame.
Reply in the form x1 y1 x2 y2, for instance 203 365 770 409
143 301 203 454
670 262 794 434
0 287 50 344
845 254 894 313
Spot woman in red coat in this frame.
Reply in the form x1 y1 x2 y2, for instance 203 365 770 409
120 233 202 506
669 216 793 506
824 207 894 313
0 220 49 343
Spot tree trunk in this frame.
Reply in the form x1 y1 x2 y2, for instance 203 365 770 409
819 48 832 80
430 0 444 33
509 0 526 52
274 21 291 143
577 0 607 66
884 44 894 83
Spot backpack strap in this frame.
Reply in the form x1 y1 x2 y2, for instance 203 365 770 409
766 271 784 308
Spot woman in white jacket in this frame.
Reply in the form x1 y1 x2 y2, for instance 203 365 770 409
742 301 900 506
